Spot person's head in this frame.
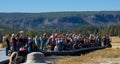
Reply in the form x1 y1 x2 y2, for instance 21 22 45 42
52 33 55 35
19 31 24 34
55 33 58 37
105 33 110 38
11 33 15 37
9 52 18 64
43 33 46 36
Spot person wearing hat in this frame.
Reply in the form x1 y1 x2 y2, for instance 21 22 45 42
19 31 24 34
23 52 51 64
4 34 11 56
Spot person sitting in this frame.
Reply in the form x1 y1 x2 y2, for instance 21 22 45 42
54 44 59 52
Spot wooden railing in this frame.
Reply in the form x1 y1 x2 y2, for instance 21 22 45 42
42 46 107 56
0 46 107 64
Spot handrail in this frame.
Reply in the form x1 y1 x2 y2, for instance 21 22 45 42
42 46 107 56
0 46 107 64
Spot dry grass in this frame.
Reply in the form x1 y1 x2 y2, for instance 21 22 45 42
56 36 120 64
86 48 120 58
111 36 120 43
0 43 5 48
56 48 120 64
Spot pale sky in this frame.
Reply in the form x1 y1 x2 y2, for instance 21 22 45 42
0 0 119 13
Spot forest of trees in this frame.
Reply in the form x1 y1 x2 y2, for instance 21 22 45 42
0 24 120 38
0 24 120 43
0 11 120 38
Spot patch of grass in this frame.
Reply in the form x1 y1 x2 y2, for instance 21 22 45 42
56 48 120 64
56 56 89 64
111 36 120 43
86 48 120 58
0 43 5 48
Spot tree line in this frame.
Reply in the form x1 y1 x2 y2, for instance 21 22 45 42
0 24 120 39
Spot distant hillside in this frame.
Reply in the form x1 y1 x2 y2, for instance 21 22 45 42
0 11 120 30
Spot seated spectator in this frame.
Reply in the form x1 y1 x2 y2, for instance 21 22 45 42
54 44 59 52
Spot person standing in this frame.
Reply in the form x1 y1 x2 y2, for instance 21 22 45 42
96 34 102 46
103 33 112 48
10 34 17 52
34 35 40 51
105 33 112 48
40 33 47 50
27 37 33 53
4 34 10 56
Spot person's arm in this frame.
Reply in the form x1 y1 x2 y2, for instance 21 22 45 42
46 38 51 45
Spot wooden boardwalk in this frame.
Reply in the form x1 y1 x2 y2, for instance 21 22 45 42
0 46 107 64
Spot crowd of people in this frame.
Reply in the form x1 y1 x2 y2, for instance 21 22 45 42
3 31 112 56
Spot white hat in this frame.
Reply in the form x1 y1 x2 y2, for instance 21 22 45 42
22 52 51 64
19 31 24 33
12 33 15 37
